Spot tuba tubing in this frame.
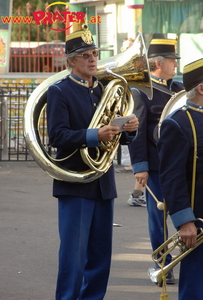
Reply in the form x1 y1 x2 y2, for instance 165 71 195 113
158 89 187 138
24 32 152 183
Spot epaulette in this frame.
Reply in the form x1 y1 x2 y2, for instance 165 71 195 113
54 75 69 85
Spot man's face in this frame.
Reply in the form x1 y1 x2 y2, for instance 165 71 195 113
160 58 179 80
71 49 98 82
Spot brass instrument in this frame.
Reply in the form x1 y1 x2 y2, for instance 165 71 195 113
24 32 152 183
158 89 187 137
151 218 203 285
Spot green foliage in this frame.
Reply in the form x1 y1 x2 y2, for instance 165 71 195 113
11 0 66 42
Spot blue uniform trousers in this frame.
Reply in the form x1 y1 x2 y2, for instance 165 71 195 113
146 171 172 268
179 242 203 300
56 196 114 300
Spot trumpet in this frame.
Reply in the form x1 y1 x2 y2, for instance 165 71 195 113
151 218 203 285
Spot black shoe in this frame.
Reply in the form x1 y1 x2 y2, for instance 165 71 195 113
165 269 175 284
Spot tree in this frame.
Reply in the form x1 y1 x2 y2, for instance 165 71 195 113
11 0 66 42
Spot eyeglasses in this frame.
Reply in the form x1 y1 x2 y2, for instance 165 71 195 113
75 50 99 60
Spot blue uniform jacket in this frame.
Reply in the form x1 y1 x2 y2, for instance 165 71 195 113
47 74 136 200
157 101 203 229
128 77 184 173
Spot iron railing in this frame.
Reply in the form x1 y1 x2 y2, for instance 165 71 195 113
0 84 38 161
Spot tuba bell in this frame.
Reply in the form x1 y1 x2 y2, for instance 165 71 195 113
158 89 187 138
24 32 152 183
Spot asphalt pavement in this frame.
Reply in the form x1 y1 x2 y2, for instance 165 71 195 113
0 161 179 300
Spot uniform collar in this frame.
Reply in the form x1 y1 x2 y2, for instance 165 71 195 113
186 100 203 111
69 73 98 88
151 74 173 88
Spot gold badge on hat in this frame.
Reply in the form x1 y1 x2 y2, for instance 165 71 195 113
81 24 93 45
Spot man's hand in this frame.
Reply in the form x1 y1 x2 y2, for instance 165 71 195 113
122 117 139 132
179 222 197 248
135 171 149 187
98 125 120 142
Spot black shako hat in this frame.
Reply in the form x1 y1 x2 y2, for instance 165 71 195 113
183 58 203 91
148 39 180 59
65 24 97 54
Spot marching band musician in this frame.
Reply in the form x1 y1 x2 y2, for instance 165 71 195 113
158 58 203 299
128 38 184 284
46 25 139 300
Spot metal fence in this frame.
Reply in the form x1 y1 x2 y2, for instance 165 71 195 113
10 42 67 73
0 83 55 161
0 84 36 161
9 3 67 73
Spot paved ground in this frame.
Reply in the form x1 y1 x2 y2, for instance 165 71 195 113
0 161 179 300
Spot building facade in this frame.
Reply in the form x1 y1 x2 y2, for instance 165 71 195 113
70 0 203 74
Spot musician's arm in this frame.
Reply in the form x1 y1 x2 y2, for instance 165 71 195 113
158 117 196 229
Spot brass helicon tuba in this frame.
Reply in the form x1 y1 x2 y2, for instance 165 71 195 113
24 32 152 183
